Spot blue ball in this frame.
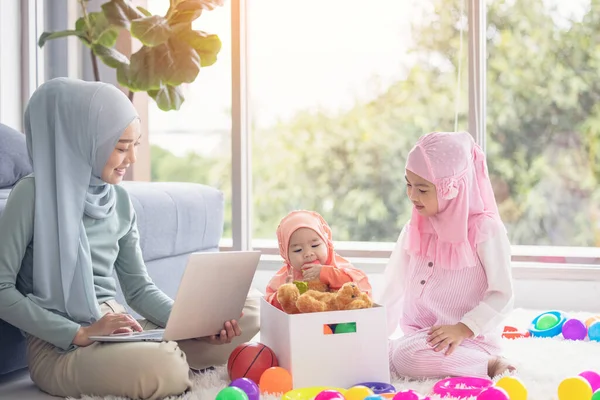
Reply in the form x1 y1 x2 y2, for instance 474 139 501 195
589 322 600 341
364 396 384 400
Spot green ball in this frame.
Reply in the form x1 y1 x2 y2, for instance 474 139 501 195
535 313 559 330
216 387 249 400
334 322 357 334
592 389 600 400
293 281 308 294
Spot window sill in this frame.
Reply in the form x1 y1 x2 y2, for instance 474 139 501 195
220 238 600 266
255 254 600 282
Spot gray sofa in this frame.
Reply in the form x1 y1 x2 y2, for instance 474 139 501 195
0 123 225 377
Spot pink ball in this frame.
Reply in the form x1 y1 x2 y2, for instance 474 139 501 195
393 390 420 400
580 371 600 392
477 387 509 400
314 390 345 400
562 319 588 340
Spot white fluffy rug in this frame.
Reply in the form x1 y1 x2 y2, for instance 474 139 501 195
70 309 600 400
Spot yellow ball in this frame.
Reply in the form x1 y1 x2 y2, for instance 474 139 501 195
496 376 528 400
345 386 375 400
558 376 593 400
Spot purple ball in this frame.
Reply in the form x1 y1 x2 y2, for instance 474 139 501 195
229 378 259 400
562 319 587 341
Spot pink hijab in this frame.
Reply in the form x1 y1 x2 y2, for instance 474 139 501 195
265 210 371 304
404 131 504 270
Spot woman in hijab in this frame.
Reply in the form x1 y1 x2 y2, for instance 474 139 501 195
0 78 260 399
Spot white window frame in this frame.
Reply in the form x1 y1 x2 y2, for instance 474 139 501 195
231 0 252 252
0 1 24 131
1 0 44 132
469 0 486 150
21 0 45 108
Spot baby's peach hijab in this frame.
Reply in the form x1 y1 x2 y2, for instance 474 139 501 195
266 210 364 292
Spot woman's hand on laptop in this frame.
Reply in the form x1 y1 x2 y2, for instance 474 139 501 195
73 313 143 347
195 319 242 345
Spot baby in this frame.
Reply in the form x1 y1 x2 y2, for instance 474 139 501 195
265 210 372 310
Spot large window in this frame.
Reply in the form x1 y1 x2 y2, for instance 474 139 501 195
136 0 600 263
248 0 469 243
486 0 597 247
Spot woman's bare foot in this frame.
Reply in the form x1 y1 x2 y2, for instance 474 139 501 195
488 356 516 378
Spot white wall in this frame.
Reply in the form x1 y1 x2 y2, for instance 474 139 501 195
0 1 23 131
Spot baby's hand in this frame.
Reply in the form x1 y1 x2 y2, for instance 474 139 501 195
301 264 322 281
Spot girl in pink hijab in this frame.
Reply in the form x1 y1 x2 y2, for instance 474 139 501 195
265 210 372 310
378 132 515 379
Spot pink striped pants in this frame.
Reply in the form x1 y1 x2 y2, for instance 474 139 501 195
388 328 500 379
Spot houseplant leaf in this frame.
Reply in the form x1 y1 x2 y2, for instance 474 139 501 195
137 6 152 17
130 15 172 46
38 30 87 47
168 0 224 26
116 64 132 89
124 46 164 91
168 1 203 26
75 16 87 34
95 29 119 48
102 0 145 29
178 28 221 66
126 39 200 91
161 39 201 85
148 84 185 111
92 44 129 68
76 12 119 48
54 0 223 112
173 0 225 11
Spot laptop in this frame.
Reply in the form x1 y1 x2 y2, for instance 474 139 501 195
89 250 261 343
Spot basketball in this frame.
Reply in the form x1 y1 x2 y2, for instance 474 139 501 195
227 342 279 383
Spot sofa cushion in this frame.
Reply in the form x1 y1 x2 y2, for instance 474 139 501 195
0 188 11 210
0 188 27 374
122 181 224 262
0 124 32 189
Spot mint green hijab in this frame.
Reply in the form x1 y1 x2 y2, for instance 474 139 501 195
24 78 138 324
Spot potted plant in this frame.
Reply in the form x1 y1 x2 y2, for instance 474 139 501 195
38 0 223 111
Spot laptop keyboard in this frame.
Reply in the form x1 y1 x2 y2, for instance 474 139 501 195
132 330 164 339
111 330 164 339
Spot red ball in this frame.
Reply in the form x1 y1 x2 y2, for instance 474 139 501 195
227 342 279 384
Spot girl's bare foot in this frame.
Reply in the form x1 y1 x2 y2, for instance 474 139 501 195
488 356 516 378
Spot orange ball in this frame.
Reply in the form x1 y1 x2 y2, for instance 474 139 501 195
259 366 293 395
586 316 600 328
324 325 333 335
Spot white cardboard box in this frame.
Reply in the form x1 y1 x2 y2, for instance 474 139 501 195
260 297 391 389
